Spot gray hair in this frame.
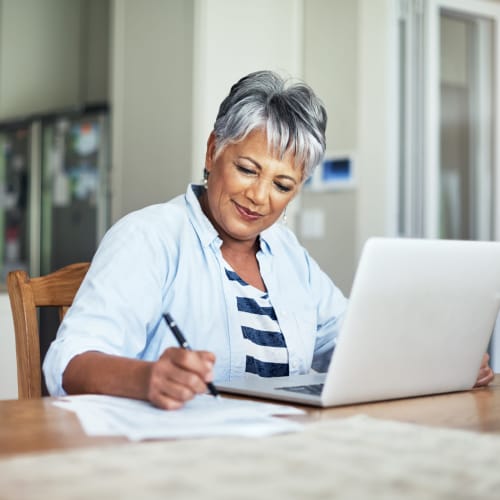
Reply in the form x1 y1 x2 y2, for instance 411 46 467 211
213 70 327 180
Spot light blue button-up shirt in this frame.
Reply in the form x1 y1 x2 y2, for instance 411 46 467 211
43 184 348 396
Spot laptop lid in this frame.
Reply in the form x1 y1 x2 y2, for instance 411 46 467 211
217 238 500 407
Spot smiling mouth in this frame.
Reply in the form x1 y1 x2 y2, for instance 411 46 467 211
234 202 262 221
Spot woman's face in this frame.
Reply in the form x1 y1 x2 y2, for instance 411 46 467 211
203 128 302 246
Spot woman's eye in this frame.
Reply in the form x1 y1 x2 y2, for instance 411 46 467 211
236 165 256 175
274 182 292 193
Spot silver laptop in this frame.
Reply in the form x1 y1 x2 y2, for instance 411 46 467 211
216 237 500 407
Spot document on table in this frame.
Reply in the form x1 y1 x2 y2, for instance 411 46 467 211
53 394 304 440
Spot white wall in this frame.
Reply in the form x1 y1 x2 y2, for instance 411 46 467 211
0 293 17 399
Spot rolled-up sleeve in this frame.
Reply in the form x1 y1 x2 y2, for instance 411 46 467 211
43 212 168 396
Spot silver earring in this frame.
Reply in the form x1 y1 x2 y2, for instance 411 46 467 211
203 168 209 189
282 208 287 224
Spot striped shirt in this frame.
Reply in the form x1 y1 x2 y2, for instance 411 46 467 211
224 266 289 377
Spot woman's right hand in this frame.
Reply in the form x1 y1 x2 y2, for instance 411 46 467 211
147 347 216 410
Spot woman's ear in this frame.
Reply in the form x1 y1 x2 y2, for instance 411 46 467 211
205 132 217 173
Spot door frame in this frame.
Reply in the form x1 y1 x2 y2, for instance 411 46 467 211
424 0 500 239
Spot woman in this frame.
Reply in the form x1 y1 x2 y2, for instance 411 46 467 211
43 71 494 409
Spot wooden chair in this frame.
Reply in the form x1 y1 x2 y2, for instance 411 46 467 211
7 262 90 399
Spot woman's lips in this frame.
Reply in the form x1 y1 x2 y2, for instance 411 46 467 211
234 202 262 221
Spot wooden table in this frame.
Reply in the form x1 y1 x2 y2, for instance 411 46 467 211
1 375 499 457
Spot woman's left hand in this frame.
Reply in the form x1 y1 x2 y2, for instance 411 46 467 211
474 353 495 387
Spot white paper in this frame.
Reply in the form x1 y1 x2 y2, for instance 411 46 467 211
53 394 304 440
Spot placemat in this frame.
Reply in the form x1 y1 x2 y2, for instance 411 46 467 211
1 415 499 500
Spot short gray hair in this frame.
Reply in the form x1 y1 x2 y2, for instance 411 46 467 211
213 70 327 180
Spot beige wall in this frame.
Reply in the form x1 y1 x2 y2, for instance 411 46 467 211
301 0 359 295
191 0 303 184
0 0 82 118
110 0 194 220
0 0 109 119
357 0 397 253
83 0 110 104
110 0 305 216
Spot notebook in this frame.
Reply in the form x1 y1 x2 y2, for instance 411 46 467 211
216 237 500 407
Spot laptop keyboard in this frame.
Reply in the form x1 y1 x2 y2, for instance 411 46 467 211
276 383 324 396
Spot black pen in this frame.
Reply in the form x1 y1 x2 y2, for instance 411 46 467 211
163 313 219 398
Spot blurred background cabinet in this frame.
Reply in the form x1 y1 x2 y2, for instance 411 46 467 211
0 109 110 284
0 0 110 398
0 120 30 282
0 0 110 285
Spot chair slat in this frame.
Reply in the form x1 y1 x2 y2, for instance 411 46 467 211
7 263 90 399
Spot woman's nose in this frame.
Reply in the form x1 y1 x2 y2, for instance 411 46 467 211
245 178 270 204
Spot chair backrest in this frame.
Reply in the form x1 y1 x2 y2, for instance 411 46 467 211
7 262 90 399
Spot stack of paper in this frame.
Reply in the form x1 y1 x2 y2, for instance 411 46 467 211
54 394 304 440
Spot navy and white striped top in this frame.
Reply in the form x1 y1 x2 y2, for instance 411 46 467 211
224 266 289 377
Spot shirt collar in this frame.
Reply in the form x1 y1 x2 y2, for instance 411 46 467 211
185 183 277 255
185 184 221 248
259 228 274 255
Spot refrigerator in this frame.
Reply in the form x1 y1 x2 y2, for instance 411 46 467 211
0 107 111 393
39 108 110 274
0 119 31 283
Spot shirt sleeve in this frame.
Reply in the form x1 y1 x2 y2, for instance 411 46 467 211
42 211 170 396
